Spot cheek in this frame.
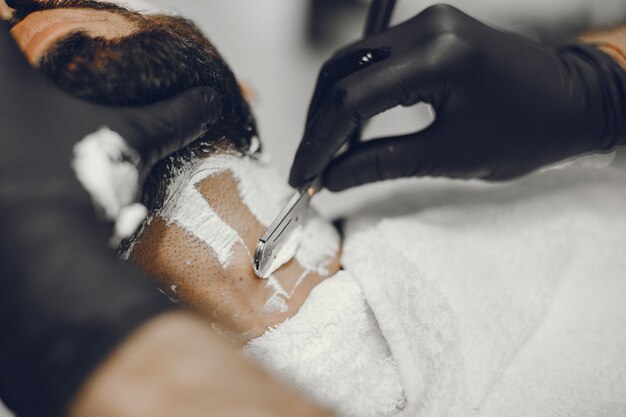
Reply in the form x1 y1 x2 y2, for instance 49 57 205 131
129 216 287 339
196 171 265 255
130 217 226 312
129 165 339 341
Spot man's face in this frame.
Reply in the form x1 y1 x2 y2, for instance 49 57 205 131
2 0 342 342
130 152 342 342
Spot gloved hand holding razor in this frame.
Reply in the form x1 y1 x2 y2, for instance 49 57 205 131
289 3 626 192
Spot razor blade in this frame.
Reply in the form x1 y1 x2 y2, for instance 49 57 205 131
253 178 321 278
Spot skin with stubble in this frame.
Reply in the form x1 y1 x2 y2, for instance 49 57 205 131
132 163 341 342
1 1 336 416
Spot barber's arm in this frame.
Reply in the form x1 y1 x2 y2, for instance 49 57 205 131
289 4 626 191
0 24 333 417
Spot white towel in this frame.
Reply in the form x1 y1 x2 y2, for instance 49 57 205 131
245 271 407 417
246 166 626 417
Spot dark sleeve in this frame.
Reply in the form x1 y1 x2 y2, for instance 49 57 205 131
0 196 175 417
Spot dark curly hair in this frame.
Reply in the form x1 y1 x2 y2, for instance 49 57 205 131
12 0 259 211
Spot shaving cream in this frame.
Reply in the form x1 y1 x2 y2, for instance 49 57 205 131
198 155 340 278
195 155 293 227
72 127 140 221
153 152 340 312
264 276 290 313
159 164 243 266
296 216 340 275
259 225 304 279
72 127 148 246
111 203 149 247
258 214 341 279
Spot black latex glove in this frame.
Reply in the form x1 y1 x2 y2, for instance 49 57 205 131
0 23 221 417
289 4 626 191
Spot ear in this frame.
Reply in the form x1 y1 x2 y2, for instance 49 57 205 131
238 81 256 103
0 0 15 20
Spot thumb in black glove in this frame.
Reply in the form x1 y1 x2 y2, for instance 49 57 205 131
289 4 626 191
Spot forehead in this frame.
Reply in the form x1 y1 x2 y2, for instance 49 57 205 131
9 4 139 63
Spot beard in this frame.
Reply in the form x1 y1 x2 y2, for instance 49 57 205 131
32 9 256 159
10 2 259 212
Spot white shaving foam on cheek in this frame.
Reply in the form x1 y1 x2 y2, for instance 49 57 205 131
264 276 289 313
259 214 340 279
154 154 290 272
156 153 341 314
259 225 303 279
191 155 293 226
259 212 341 278
296 215 340 275
195 155 341 286
184 154 298 280
159 163 243 267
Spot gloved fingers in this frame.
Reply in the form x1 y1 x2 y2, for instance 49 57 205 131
292 6 482 189
114 86 222 170
305 44 395 124
308 4 463 76
320 12 433 66
323 126 454 191
304 17 427 125
290 59 418 188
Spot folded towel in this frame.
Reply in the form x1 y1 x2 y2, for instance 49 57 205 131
247 166 626 417
346 166 626 416
245 271 406 417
